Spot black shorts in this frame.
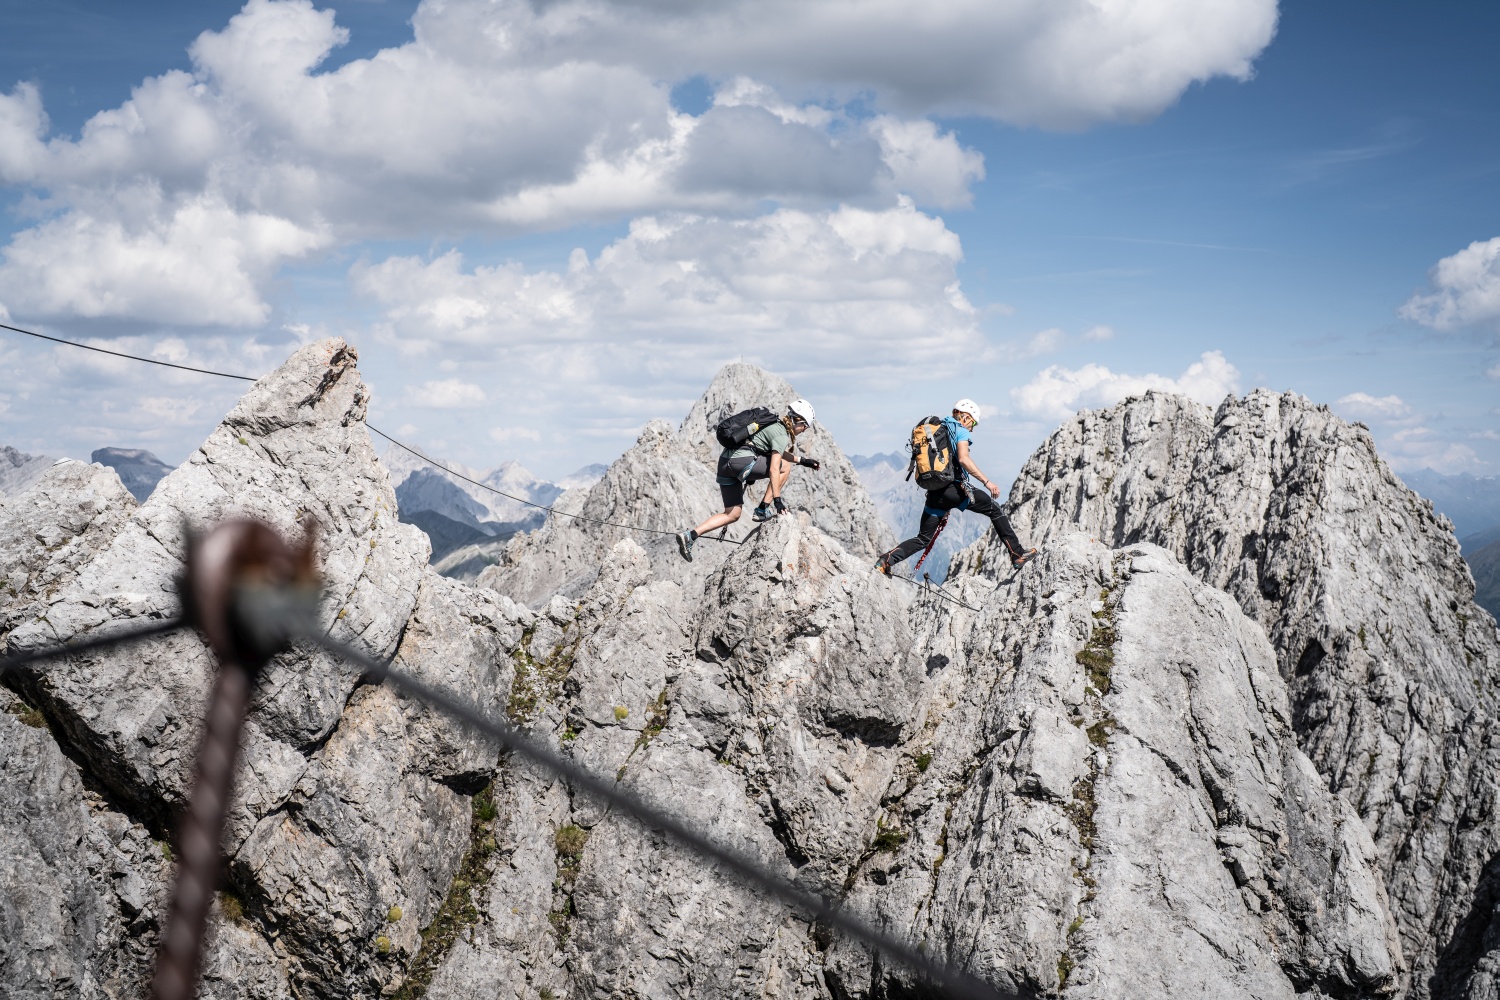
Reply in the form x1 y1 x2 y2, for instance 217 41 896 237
716 452 770 508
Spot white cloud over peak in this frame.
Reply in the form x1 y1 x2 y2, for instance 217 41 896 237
423 0 1278 126
0 190 329 325
1383 427 1481 476
1400 237 1500 330
0 0 1276 326
1334 392 1415 423
405 379 487 409
1011 350 1241 423
356 199 980 408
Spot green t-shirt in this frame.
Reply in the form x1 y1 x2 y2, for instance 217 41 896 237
729 419 791 460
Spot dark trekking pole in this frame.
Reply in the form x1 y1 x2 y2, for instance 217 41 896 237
151 519 318 1000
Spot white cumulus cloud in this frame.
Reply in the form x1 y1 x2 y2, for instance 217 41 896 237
0 0 1277 326
404 379 487 409
0 190 329 325
1011 350 1241 422
355 198 980 382
1383 427 1482 475
1334 392 1415 423
1400 237 1500 330
429 0 1279 127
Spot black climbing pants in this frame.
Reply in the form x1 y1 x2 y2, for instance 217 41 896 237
884 483 1025 565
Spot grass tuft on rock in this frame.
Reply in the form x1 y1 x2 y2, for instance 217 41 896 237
391 782 500 999
1075 591 1118 695
872 821 908 853
5 699 47 729
507 623 579 724
1057 951 1076 989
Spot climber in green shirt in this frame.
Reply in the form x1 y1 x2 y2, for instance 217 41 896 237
676 399 820 561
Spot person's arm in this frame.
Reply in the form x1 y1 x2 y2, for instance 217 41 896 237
764 451 788 501
956 440 1001 497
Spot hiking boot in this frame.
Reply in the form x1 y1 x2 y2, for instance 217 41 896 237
873 555 892 576
751 505 776 522
675 530 694 562
1010 547 1038 569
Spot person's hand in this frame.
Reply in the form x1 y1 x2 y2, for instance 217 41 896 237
986 480 1000 498
773 497 788 514
800 457 820 470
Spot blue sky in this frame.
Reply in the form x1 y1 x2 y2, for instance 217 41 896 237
1 0 1496 484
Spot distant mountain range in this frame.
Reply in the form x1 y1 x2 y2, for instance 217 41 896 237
379 446 605 566
1399 469 1500 539
91 448 172 502
0 445 53 498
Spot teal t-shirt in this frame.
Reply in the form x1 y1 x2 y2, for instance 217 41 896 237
941 416 972 482
729 419 791 460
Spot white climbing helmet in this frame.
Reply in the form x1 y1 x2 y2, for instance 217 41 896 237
953 398 981 423
787 398 816 424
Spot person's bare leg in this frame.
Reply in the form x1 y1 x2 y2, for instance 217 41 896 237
693 507 742 537
760 465 792 508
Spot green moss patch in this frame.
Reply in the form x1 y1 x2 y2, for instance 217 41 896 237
507 624 579 724
392 782 501 1000
1075 589 1118 695
4 698 47 729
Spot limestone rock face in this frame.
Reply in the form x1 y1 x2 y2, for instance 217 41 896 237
445 516 1402 998
0 339 530 999
0 444 54 498
959 388 1500 996
0 704 291 1000
0 460 137 635
479 363 892 608
0 356 1466 1000
5 339 430 825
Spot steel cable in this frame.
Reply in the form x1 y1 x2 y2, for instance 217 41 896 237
270 616 1017 1000
0 322 257 381
0 618 185 677
0 320 763 546
0 593 1008 997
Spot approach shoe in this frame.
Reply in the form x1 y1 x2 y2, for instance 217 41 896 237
1010 547 1038 569
751 505 777 522
675 530 694 562
873 555 892 576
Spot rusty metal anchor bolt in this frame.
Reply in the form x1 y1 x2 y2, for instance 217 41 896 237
152 519 320 1000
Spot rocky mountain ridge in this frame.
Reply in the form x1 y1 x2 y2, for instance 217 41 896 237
0 443 54 498
90 447 173 503
0 345 1492 999
958 388 1500 998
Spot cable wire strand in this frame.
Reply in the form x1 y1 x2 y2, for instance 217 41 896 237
5 319 1008 992
1 318 760 546
368 423 769 545
0 618 185 677
291 624 1018 1000
1 322 257 381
